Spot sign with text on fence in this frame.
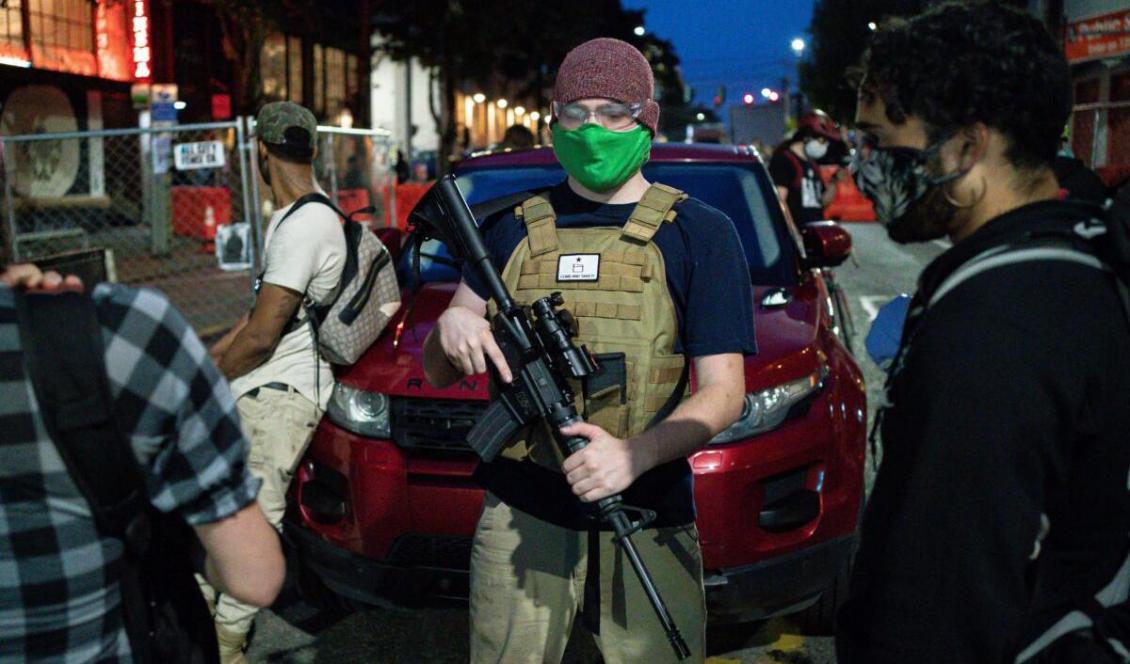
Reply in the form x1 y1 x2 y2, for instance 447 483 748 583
1065 8 1130 63
174 141 226 171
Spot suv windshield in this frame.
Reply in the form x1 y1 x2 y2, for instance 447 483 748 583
457 163 796 286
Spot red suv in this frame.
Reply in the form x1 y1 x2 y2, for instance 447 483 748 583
285 143 867 628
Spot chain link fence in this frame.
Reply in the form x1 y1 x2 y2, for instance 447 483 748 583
1 120 394 339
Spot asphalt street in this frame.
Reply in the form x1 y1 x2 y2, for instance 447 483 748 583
247 223 946 664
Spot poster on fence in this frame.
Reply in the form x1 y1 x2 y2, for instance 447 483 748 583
216 223 252 271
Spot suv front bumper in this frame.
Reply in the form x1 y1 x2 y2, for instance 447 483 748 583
705 533 855 623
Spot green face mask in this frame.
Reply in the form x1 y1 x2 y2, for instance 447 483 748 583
552 123 651 192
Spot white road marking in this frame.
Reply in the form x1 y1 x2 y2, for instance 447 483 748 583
860 295 887 322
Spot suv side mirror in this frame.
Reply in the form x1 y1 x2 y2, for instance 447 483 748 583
801 221 852 268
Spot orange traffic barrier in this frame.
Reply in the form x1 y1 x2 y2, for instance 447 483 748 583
172 186 233 239
820 165 875 222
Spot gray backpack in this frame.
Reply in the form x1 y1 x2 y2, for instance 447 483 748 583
266 192 401 365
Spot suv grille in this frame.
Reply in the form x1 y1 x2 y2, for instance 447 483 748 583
390 398 486 453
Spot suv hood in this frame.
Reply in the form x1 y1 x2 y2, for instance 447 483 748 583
335 281 826 399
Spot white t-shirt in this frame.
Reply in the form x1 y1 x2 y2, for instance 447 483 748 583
230 195 346 409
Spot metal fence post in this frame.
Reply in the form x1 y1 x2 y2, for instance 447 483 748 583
246 118 266 273
236 117 259 288
149 129 172 256
2 138 20 262
326 133 339 205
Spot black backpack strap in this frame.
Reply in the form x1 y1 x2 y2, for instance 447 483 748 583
274 192 347 230
14 291 146 539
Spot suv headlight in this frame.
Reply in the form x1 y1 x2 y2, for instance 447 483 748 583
326 383 391 438
709 368 826 445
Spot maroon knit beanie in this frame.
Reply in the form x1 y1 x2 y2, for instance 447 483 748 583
553 38 660 134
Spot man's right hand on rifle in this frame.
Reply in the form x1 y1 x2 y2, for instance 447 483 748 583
425 285 512 384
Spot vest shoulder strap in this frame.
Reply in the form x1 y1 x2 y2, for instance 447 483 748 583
622 183 688 243
517 194 560 257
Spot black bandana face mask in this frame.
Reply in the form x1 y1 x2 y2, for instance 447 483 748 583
851 136 968 241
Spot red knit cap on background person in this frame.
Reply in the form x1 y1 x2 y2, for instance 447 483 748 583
553 37 660 134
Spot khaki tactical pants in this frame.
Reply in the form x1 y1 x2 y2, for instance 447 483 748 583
470 492 706 664
197 386 322 636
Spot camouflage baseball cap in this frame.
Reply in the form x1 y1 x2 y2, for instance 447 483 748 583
255 101 317 148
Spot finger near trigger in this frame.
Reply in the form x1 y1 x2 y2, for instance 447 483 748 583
483 338 512 382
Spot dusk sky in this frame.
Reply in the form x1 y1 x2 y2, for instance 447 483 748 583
624 0 817 108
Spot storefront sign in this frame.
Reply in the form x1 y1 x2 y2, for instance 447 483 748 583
131 0 152 80
1065 8 1130 64
212 94 232 120
174 141 226 170
150 84 178 125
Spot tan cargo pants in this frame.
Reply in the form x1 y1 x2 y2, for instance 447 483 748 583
469 492 706 664
197 385 322 636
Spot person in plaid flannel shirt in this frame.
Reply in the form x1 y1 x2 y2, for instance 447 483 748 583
0 264 284 662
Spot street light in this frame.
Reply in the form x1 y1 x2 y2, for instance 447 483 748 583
791 37 806 57
634 25 645 37
530 111 541 121
497 99 508 109
742 93 755 105
515 106 525 115
696 112 705 122
761 87 772 99
472 92 486 104
868 21 878 31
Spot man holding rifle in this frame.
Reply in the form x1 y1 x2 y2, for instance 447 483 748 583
422 38 751 663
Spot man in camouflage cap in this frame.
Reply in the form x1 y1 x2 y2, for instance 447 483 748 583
203 100 346 663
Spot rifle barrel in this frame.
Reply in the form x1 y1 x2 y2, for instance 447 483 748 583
436 176 516 312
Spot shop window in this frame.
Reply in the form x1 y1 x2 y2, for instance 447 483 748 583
27 0 97 75
261 33 304 104
261 33 286 100
0 0 25 61
346 53 358 100
313 43 324 115
325 46 345 116
30 0 92 51
288 35 302 103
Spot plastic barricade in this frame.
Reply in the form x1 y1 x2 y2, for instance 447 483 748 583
171 186 233 240
820 165 876 222
394 182 434 230
336 188 374 223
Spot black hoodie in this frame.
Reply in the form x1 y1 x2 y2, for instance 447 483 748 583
837 200 1130 663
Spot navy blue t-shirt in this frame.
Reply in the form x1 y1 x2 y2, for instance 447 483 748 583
464 180 756 528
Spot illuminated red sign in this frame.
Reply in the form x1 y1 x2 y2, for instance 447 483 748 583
1065 8 1130 64
131 0 151 81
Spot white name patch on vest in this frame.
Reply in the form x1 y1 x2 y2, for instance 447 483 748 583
557 254 601 282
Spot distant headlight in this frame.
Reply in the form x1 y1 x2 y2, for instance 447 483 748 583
326 383 391 438
709 367 826 445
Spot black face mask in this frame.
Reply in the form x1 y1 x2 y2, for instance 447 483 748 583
852 135 970 243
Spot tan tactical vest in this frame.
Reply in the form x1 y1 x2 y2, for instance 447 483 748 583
488 183 690 470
